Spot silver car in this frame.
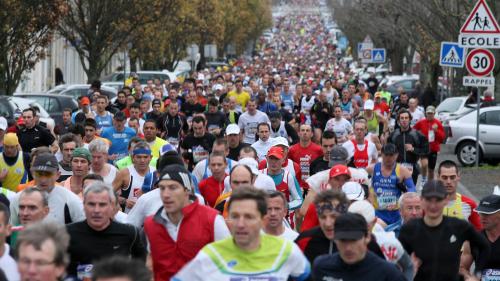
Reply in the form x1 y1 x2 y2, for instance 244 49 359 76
445 106 500 166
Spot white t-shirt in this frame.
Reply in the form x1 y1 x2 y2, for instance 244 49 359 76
10 186 85 226
251 138 276 162
410 109 425 127
0 244 20 281
223 173 277 193
372 224 405 263
324 118 353 140
306 168 369 193
238 111 271 144
342 140 378 165
114 211 128 224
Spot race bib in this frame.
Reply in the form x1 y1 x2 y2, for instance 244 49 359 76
192 145 209 163
376 188 398 210
77 264 93 281
482 269 500 281
428 129 435 142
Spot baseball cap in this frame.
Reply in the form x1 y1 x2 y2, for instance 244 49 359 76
374 92 382 98
152 99 162 106
72 147 92 162
113 111 127 121
329 145 348 167
80 97 90 106
426 106 436 114
364 99 374 110
32 153 58 173
3 133 19 146
272 137 289 148
381 143 398 155
17 116 24 126
348 200 376 224
160 144 177 156
342 182 365 201
225 124 240 135
334 213 368 241
421 180 447 200
329 164 351 179
213 84 224 91
238 157 260 175
475 194 500 214
0 117 7 131
157 164 192 191
267 146 284 159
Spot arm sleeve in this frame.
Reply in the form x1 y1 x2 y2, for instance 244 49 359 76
42 128 55 146
130 225 147 261
192 161 206 183
397 251 415 281
403 177 416 192
285 123 299 144
466 223 491 274
289 242 311 281
213 215 231 241
288 174 303 210
126 197 146 228
435 121 446 144
397 225 414 255
69 194 86 222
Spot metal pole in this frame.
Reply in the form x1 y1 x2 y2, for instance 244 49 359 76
123 51 126 87
475 87 481 168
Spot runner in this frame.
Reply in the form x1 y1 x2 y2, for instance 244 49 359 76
238 99 270 145
288 124 323 188
324 105 353 144
262 190 299 241
342 118 378 169
173 188 310 281
251 122 275 161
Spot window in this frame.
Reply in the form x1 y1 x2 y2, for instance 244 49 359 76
479 111 500 126
47 98 61 113
0 102 11 119
396 80 413 91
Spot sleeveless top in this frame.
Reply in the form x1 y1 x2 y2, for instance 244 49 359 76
271 121 289 139
0 153 28 191
372 163 402 225
123 166 156 213
352 140 369 168
94 112 113 129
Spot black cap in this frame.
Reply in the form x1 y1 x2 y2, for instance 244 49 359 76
421 180 447 200
475 195 500 214
381 143 398 155
156 164 193 191
268 111 282 120
32 153 58 173
152 99 162 106
113 111 127 121
329 145 348 167
334 213 368 240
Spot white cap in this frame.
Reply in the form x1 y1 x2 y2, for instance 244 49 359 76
364 99 374 110
225 124 240 135
342 182 365 201
0 117 7 131
272 137 289 148
213 84 224 91
348 200 375 224
238 157 259 175
197 73 205 80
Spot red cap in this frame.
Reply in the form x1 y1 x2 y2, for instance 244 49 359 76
17 116 24 126
329 164 351 179
80 97 90 106
267 146 284 160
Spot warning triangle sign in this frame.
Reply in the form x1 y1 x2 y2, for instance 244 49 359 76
443 47 461 63
460 0 500 34
374 52 383 61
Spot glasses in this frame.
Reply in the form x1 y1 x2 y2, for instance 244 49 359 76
19 257 55 268
315 202 348 216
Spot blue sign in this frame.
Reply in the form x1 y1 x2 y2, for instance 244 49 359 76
440 42 465 68
371 48 386 63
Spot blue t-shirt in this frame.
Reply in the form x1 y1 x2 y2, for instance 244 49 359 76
94 112 113 129
100 127 136 159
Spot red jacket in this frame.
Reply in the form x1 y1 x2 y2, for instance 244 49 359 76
199 174 227 207
413 118 445 153
143 201 218 281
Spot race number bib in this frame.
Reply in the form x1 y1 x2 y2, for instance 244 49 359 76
192 145 209 164
428 129 435 142
77 264 93 281
376 188 399 210
482 269 500 281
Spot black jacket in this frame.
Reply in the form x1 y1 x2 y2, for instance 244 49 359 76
388 128 429 164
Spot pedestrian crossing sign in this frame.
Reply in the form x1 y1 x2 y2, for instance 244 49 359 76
440 42 465 68
371 48 386 63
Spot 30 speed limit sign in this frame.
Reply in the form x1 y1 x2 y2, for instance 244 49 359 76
466 48 495 77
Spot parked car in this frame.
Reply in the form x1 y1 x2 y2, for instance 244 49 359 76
13 93 78 125
50 84 117 100
445 106 500 166
380 75 448 98
102 82 124 92
0 96 55 130
101 71 169 85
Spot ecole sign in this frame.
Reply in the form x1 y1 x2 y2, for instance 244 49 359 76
458 0 500 48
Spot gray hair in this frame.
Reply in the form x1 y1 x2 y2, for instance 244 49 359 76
88 138 109 154
398 192 420 209
83 182 116 203
484 90 493 97
20 187 49 207
16 222 70 267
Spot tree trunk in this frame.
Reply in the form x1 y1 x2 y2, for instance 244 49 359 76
198 39 206 71
389 44 404 75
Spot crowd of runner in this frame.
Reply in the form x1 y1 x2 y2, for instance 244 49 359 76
0 2 497 281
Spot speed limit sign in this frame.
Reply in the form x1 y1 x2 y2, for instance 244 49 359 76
466 48 495 77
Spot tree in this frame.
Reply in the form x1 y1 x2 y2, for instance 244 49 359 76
58 0 174 83
0 0 66 95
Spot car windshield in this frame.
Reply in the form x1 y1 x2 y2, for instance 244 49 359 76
437 98 462 113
